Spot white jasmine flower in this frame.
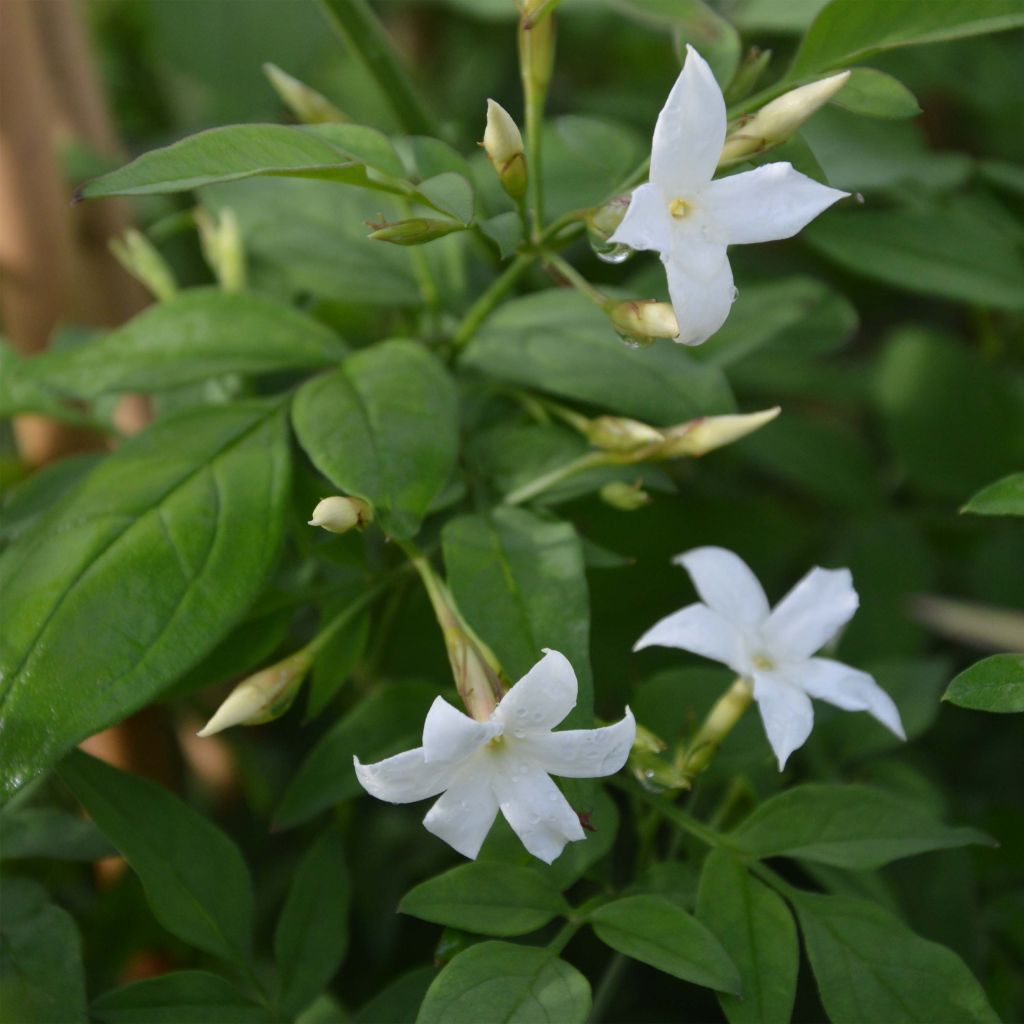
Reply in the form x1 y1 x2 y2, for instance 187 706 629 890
354 649 635 863
635 547 904 769
610 46 848 346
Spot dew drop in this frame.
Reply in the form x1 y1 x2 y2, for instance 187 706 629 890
588 230 634 264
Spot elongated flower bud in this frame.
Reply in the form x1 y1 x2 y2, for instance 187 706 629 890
607 300 679 343
195 207 245 293
659 407 780 457
308 496 373 534
586 416 664 454
720 71 850 165
367 217 464 246
109 229 177 302
263 62 348 124
482 99 528 200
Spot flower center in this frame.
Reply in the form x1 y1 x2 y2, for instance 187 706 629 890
752 653 775 671
487 735 505 749
668 197 693 219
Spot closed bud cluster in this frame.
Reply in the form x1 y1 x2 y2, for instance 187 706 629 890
308 496 373 534
607 299 679 343
482 100 528 200
109 229 177 302
367 217 464 246
600 480 651 511
658 407 780 458
720 71 850 165
262 62 348 124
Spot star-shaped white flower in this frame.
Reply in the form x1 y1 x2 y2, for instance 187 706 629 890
354 649 636 863
610 46 848 346
635 547 905 769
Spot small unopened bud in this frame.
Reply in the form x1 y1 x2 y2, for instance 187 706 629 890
586 416 664 454
197 651 311 737
367 217 464 245
600 480 651 511
309 496 373 533
482 100 528 200
109 229 177 302
195 207 245 292
660 407 780 458
607 300 679 343
720 71 850 165
587 195 631 243
263 62 348 124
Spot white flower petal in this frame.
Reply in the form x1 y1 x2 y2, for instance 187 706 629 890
664 249 735 346
633 602 747 674
518 708 636 778
763 566 858 661
651 45 726 197
422 695 499 764
353 749 456 804
705 163 848 246
800 658 906 740
673 546 770 625
608 182 672 255
752 671 814 770
423 768 499 859
495 649 577 732
492 761 585 864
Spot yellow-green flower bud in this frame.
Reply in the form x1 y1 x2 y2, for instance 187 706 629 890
586 416 664 454
482 99 528 200
659 407 780 458
308 496 373 534
607 299 679 342
195 207 246 293
367 217 464 246
720 71 850 165
262 62 348 124
600 480 651 511
587 195 631 243
109 229 177 302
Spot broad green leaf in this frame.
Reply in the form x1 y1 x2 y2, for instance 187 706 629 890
273 681 437 830
479 212 523 259
399 863 570 937
696 850 797 1024
443 507 593 721
308 607 371 719
59 750 254 966
589 895 742 994
79 124 401 199
462 291 734 426
416 172 474 224
0 454 103 547
354 967 436 1024
963 473 1024 516
91 972 273 1024
875 329 1024 500
943 654 1024 714
0 807 114 861
793 892 999 1023
0 400 291 799
0 877 86 1024
293 340 458 539
831 68 921 119
790 0 1024 76
304 123 407 179
275 824 351 1015
804 206 1024 311
727 0 829 33
19 290 345 400
729 784 993 868
416 941 590 1024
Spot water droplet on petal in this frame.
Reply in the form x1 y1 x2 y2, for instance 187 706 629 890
588 229 634 264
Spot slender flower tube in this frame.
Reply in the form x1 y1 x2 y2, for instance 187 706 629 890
635 547 905 769
355 650 636 863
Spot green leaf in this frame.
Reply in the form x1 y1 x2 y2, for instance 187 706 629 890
354 967 436 1024
58 750 254 966
793 892 999 1023
696 850 798 1024
20 289 346 400
416 172 474 225
400 863 569 937
293 340 458 539
803 206 1024 312
943 654 1024 713
589 894 742 994
832 68 921 118
462 291 733 426
0 807 114 861
791 0 1024 76
728 784 994 869
91 972 273 1024
479 212 523 259
0 400 291 799
308 607 371 719
875 328 1024 501
963 472 1024 516
275 824 351 1015
79 124 400 199
273 681 437 830
443 507 593 721
304 123 408 179
416 941 590 1024
0 877 86 1024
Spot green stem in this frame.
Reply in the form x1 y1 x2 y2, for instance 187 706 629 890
611 775 727 850
590 952 629 1023
518 11 555 242
451 251 533 350
546 252 609 309
679 677 753 781
400 199 441 312
503 451 607 506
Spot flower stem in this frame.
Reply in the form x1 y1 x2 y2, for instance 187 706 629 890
679 677 753 781
502 451 607 506
545 252 609 310
451 252 533 350
590 952 629 1023
518 8 555 242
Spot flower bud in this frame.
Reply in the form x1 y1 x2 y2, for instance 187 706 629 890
197 650 311 737
600 480 651 511
659 407 780 458
586 416 664 454
607 300 679 343
587 195 631 243
367 217 464 245
719 71 850 165
262 62 348 124
482 100 528 200
308 496 373 534
195 207 245 293
109 229 177 302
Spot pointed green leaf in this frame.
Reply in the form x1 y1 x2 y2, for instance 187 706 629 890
0 807 114 862
963 473 1024 517
832 68 921 119
943 654 1024 713
91 972 273 1024
416 172 474 224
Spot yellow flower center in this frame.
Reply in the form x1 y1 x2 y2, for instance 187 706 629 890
487 735 505 749
669 197 693 219
752 653 775 671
